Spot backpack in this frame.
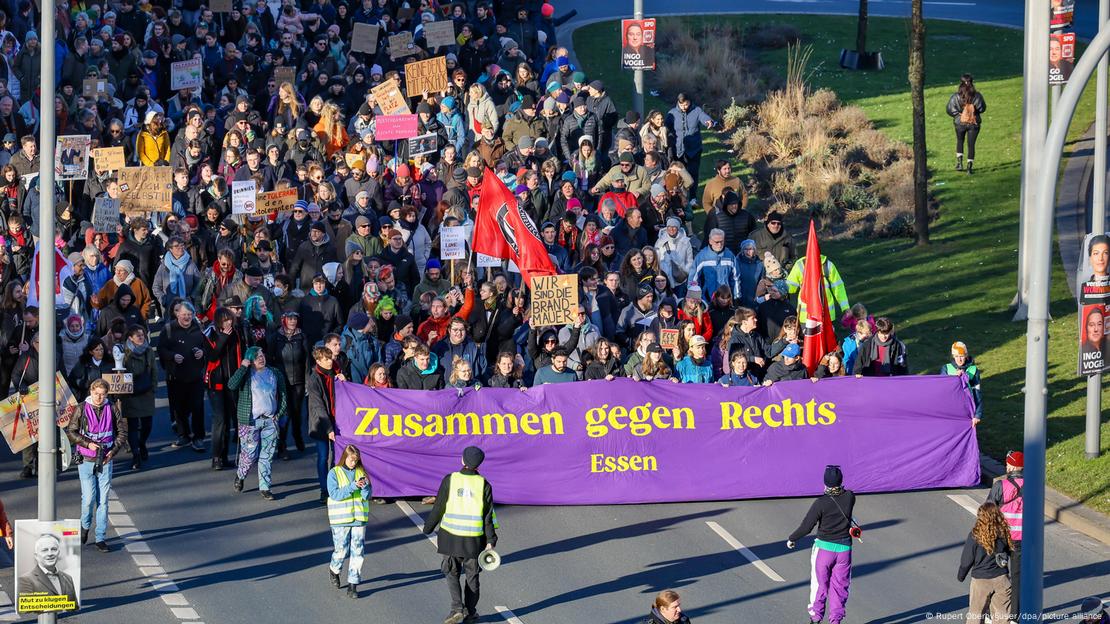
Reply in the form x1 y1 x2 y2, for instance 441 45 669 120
959 101 977 125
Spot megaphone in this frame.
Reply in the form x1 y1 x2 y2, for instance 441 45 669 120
478 549 500 572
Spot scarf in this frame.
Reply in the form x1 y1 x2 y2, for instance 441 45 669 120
165 250 192 298
128 338 149 356
315 364 336 416
867 334 893 364
212 259 235 290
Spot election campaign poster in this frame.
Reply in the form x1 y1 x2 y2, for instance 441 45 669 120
621 19 656 70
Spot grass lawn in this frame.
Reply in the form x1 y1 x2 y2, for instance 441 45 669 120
575 15 1110 513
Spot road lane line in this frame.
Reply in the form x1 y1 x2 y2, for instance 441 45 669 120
397 501 438 545
495 606 525 623
706 521 786 582
948 494 981 516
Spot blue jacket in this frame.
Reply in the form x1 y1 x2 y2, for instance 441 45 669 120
842 334 862 375
341 327 380 384
85 262 111 298
676 356 714 383
433 336 487 381
736 254 765 308
718 371 758 386
691 246 739 300
666 105 712 158
437 110 467 155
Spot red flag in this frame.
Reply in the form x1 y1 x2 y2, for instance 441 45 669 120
800 220 839 375
472 168 557 286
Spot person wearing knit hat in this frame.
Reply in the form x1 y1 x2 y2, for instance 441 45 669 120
230 344 287 501
986 449 1024 614
422 444 498 624
541 3 555 18
941 340 982 422
1080 597 1108 623
787 464 858 624
342 310 378 384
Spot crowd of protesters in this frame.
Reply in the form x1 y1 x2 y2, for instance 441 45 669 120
0 0 987 514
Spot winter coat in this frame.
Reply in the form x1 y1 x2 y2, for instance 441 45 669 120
395 356 445 390
584 357 622 380
299 291 344 347
857 333 910 376
202 324 245 390
120 345 157 420
705 204 758 253
341 327 380 386
691 246 739 301
433 337 487 381
559 110 600 163
96 284 146 337
151 255 202 310
267 328 308 386
157 319 208 382
306 364 337 441
752 224 797 271
946 91 987 126
227 364 289 426
117 232 164 287
735 254 766 309
665 104 712 158
289 236 339 289
655 229 694 287
466 88 499 139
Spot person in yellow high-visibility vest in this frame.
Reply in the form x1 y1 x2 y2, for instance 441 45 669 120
785 254 850 325
423 446 498 624
326 444 372 599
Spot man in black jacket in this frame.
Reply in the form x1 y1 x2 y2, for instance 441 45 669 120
289 222 338 290
727 307 769 379
763 343 808 385
787 465 858 624
157 301 208 451
423 446 498 624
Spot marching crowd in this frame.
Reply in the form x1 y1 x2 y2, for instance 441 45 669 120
0 0 1017 621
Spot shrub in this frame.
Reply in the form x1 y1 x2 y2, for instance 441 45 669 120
746 23 802 50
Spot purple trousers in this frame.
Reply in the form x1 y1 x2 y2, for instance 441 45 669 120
809 545 852 623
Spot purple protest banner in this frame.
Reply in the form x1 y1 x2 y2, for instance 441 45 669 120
335 376 980 505
375 114 419 141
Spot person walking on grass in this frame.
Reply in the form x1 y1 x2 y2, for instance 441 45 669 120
946 73 986 174
327 444 372 599
228 346 288 501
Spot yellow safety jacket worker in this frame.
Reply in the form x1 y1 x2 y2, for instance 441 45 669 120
441 472 490 537
785 255 850 324
327 466 370 525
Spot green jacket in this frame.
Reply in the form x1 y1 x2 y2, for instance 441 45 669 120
227 364 288 426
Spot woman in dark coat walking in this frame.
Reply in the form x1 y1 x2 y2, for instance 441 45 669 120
946 73 986 174
643 590 691 624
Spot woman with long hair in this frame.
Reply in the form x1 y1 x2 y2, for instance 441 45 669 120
583 339 621 380
326 444 371 599
812 351 847 381
619 248 653 302
270 82 303 130
632 343 676 382
958 502 1014 624
365 363 392 388
640 109 672 161
314 101 349 158
486 351 525 389
946 73 987 174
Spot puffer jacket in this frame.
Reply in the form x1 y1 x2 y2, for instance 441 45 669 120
268 328 308 386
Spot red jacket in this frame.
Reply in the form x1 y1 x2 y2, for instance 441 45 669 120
677 308 713 341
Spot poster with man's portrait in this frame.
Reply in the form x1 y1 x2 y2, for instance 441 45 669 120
54 135 91 181
1051 0 1075 29
15 519 81 614
1049 32 1076 85
1078 233 1110 375
621 18 656 71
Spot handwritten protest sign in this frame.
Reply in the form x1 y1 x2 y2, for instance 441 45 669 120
351 23 380 53
376 114 419 141
477 253 502 268
92 197 120 233
274 65 297 88
101 373 133 394
255 187 299 216
440 226 466 260
0 373 78 454
170 58 203 91
92 146 125 172
371 79 410 116
424 20 456 48
210 0 232 12
404 56 447 95
659 328 680 350
54 135 90 181
118 167 172 212
388 31 417 60
530 274 578 327
82 78 106 99
231 179 257 215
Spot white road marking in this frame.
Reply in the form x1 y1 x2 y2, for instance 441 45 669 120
495 606 526 623
170 607 200 619
948 494 981 516
0 590 17 622
706 521 786 582
397 501 437 545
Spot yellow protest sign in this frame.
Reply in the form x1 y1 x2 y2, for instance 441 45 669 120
118 166 173 213
530 274 579 327
404 56 447 96
256 187 299 216
371 79 410 116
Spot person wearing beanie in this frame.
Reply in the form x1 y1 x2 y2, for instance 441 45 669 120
340 310 380 386
423 445 499 624
941 341 982 422
986 450 1024 615
226 345 287 501
787 465 859 624
413 258 453 305
704 185 758 253
1080 598 1109 624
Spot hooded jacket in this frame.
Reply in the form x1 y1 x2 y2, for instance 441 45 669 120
289 233 339 288
395 354 445 390
96 283 145 336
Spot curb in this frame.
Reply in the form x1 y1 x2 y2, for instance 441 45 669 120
980 453 1110 546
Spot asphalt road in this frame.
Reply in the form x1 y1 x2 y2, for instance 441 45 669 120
2 3 1110 623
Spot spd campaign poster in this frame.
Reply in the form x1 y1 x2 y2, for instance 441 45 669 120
1049 32 1076 85
1078 233 1110 376
621 18 656 70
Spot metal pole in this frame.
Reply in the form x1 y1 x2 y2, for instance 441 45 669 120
632 0 644 117
1088 0 1109 460
37 2 57 623
1016 0 1051 321
1025 23 1110 622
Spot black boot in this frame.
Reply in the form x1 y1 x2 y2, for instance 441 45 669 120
966 159 974 174
346 584 357 599
955 154 963 171
329 570 340 589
